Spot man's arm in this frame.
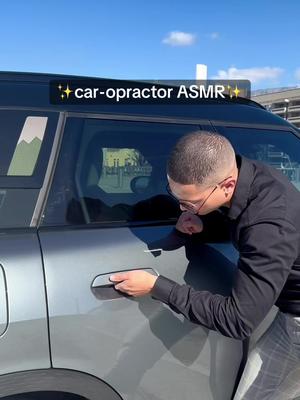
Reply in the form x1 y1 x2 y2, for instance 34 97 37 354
151 219 299 339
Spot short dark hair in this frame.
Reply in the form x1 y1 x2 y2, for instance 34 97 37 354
167 131 235 186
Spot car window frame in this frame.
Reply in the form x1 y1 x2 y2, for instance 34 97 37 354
39 112 300 230
40 115 207 228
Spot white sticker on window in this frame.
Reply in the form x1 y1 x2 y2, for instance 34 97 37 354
7 116 48 176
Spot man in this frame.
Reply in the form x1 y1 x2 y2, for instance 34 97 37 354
110 131 300 399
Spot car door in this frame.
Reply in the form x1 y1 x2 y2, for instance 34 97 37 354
38 116 244 400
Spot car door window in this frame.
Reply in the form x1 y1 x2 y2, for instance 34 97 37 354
215 126 300 191
42 118 200 226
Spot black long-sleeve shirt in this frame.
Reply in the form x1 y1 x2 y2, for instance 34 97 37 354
151 155 300 339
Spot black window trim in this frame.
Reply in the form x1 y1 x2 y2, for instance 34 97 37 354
1 107 297 134
65 111 300 134
210 119 300 137
31 112 67 227
66 111 210 126
39 218 179 232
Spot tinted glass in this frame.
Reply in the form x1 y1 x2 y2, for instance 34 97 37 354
43 118 199 226
215 127 300 191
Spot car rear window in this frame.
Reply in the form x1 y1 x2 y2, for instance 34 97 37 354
215 126 300 191
0 110 58 228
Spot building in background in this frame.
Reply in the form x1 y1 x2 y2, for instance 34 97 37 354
193 64 300 128
252 87 300 128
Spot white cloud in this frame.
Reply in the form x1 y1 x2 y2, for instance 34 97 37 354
208 32 219 40
295 68 300 81
213 67 284 83
162 31 196 47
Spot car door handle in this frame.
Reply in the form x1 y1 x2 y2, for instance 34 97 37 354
91 268 159 300
92 268 159 287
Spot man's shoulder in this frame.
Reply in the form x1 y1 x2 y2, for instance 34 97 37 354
241 157 300 226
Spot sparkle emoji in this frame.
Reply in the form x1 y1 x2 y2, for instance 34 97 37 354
233 85 240 98
63 84 73 99
57 84 73 100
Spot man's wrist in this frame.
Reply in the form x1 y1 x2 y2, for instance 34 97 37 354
151 275 177 304
149 275 158 290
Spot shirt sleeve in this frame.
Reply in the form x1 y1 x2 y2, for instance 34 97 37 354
151 219 299 339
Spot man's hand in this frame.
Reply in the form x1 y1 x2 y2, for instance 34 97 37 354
110 270 158 297
176 211 204 235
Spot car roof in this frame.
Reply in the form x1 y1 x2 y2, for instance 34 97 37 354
0 71 295 129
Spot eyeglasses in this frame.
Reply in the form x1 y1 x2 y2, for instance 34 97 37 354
166 176 232 214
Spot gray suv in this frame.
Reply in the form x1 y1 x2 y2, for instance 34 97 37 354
0 72 300 400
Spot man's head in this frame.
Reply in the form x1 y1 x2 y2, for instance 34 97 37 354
166 131 238 215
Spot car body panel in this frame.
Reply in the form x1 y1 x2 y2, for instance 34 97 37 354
39 225 244 400
0 231 50 374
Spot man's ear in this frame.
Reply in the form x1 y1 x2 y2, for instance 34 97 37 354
223 178 236 195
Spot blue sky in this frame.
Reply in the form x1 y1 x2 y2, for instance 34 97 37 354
0 0 299 89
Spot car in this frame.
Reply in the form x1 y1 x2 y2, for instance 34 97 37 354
0 71 299 400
